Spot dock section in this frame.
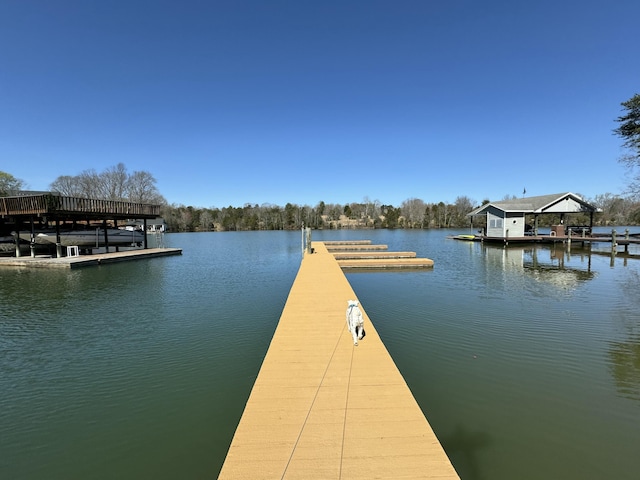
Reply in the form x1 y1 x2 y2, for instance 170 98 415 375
325 240 434 269
448 231 640 254
218 242 457 479
0 247 182 269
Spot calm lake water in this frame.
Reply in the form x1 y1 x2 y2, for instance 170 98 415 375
1 229 639 479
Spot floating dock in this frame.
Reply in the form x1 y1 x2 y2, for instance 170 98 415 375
448 231 640 254
0 247 182 269
324 240 434 269
218 241 457 479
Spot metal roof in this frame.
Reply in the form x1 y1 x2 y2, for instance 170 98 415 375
467 192 599 216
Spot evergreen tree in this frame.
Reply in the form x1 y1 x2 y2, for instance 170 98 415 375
614 93 640 198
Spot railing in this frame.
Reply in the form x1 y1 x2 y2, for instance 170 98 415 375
1 194 47 216
1 194 160 217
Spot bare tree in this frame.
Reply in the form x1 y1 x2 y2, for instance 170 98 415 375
49 163 164 204
362 196 381 223
100 163 128 200
49 175 83 196
453 196 475 227
126 170 165 204
73 169 102 198
401 198 426 228
593 193 631 225
199 209 214 231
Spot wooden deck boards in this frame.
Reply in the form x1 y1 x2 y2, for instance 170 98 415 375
325 244 389 251
331 251 417 259
326 242 434 269
336 258 434 269
218 242 458 479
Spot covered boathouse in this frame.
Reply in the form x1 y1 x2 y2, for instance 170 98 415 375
1 192 161 258
467 192 601 239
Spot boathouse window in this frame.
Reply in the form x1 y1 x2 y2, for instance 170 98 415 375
490 219 503 228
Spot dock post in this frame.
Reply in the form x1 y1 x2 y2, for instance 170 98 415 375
625 229 630 253
12 231 21 257
30 218 36 257
301 226 312 255
611 229 617 256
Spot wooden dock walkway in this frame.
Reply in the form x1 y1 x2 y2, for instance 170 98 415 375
218 242 458 479
0 247 182 269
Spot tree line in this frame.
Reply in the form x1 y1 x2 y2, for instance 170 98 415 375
2 168 639 232
159 194 640 233
161 197 480 232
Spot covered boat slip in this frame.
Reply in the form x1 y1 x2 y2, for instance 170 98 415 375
466 192 601 241
1 193 161 256
219 242 458 479
460 192 640 250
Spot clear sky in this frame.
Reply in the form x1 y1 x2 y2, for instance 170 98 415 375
1 0 638 208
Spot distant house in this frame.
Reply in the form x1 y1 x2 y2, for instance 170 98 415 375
467 192 600 238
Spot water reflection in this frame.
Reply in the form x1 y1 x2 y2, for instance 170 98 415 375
481 243 596 288
0 259 168 319
608 338 640 403
479 241 640 406
608 268 640 403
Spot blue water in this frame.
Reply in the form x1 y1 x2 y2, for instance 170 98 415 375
1 229 639 479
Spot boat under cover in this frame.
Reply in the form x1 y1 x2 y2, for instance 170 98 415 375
18 228 144 247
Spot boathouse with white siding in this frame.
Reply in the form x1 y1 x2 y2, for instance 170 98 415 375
468 192 601 238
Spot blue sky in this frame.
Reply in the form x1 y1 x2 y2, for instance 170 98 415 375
1 1 638 208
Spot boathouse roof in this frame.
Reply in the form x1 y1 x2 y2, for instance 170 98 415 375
1 192 161 221
467 192 600 217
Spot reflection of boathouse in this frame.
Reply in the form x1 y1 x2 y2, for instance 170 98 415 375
1 192 161 257
482 243 596 290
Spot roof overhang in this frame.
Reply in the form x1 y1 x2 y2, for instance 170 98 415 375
467 192 601 217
